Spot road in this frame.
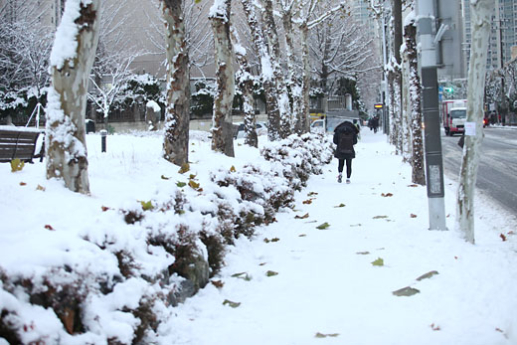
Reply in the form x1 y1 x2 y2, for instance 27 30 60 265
441 126 517 216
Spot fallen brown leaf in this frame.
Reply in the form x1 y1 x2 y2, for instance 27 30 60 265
264 237 280 243
295 213 309 219
211 280 224 288
430 323 441 331
373 215 388 219
315 332 339 338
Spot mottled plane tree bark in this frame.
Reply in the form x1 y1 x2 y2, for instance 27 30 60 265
242 0 279 141
46 0 101 194
231 26 258 147
403 14 425 185
161 0 190 166
210 0 235 157
456 0 494 244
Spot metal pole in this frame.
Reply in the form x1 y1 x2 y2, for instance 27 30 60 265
498 18 506 125
100 129 107 153
417 0 447 230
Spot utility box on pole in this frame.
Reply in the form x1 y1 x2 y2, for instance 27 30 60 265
416 0 448 231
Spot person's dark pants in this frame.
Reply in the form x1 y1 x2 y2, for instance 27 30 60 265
338 158 352 178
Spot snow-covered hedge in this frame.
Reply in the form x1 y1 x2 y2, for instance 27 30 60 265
0 133 333 344
261 133 334 190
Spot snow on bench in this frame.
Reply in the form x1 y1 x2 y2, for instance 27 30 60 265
0 126 44 163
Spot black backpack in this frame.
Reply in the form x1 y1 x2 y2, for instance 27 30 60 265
338 129 355 154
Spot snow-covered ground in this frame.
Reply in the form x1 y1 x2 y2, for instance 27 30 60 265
1 128 516 344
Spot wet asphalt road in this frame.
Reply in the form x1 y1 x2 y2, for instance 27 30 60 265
441 126 517 216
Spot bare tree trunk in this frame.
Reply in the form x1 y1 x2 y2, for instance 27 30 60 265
210 0 235 157
456 0 493 244
242 0 279 141
46 0 100 194
404 19 425 185
264 0 291 139
231 27 258 147
161 0 190 166
387 61 398 146
402 68 412 159
393 65 403 153
299 25 311 134
387 0 403 153
281 5 301 134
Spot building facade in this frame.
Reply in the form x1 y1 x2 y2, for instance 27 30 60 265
462 0 517 73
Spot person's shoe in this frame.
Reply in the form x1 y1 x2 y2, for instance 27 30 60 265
346 179 351 184
337 174 342 183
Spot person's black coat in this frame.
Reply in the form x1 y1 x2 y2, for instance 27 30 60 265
333 121 358 159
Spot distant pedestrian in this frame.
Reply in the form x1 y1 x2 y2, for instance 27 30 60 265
372 116 379 133
333 121 358 184
353 119 361 140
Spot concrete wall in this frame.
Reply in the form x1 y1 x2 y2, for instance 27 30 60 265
97 114 269 134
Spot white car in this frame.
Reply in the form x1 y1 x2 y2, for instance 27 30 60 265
310 119 325 133
234 121 268 139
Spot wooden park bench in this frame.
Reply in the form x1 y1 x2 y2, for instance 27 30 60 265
0 126 44 163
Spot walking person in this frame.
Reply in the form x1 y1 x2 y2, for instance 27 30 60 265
372 116 379 133
353 119 361 140
333 120 358 184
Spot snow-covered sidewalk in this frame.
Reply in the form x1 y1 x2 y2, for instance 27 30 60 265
1 128 516 345
158 130 517 345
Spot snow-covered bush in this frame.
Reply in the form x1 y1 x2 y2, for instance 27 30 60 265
210 164 294 226
0 89 47 125
191 81 215 118
0 132 334 344
123 74 163 105
261 133 334 190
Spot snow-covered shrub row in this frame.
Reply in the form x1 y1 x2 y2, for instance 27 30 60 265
0 193 181 344
0 132 334 344
260 133 334 190
210 164 293 228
